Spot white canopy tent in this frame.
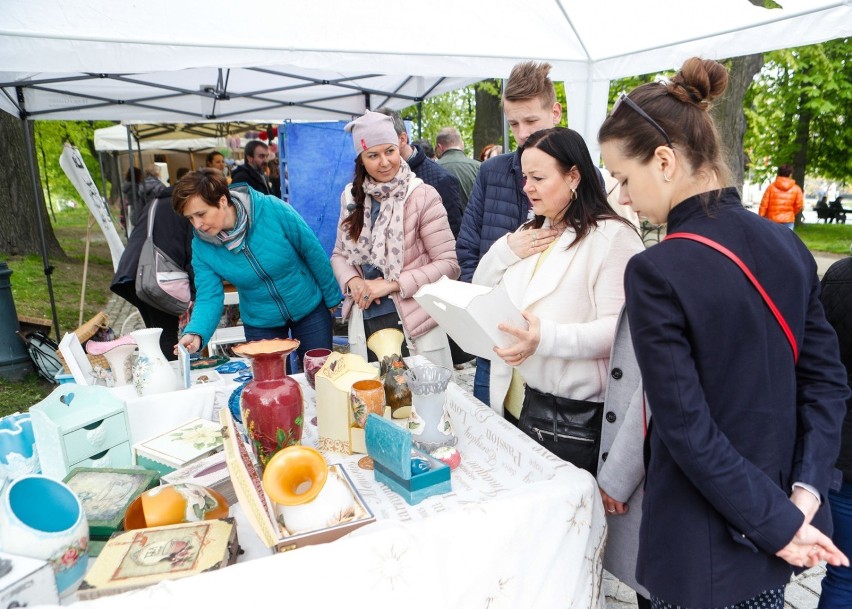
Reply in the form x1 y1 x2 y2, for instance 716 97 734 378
2 0 851 156
93 125 224 153
1 0 850 339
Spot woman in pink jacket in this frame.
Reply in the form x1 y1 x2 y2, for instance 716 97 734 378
331 111 459 368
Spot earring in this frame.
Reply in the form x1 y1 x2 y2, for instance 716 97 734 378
570 188 578 202
663 172 672 183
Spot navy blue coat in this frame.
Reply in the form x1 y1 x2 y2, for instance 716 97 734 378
626 189 849 607
407 145 462 238
456 150 527 282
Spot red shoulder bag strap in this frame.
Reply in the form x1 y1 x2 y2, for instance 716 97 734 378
663 232 799 364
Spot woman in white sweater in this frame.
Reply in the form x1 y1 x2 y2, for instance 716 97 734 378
473 127 643 474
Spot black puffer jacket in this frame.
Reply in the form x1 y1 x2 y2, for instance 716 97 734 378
820 256 852 481
407 145 462 237
456 150 527 282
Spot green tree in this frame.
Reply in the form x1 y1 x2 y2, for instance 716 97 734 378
744 38 852 186
399 87 476 153
34 120 115 212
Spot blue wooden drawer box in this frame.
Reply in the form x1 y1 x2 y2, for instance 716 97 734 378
30 385 132 479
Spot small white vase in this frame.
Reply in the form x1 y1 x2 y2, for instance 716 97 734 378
0 475 89 597
130 328 178 396
86 335 137 386
275 469 355 534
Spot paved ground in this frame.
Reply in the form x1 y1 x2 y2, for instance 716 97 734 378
103 251 845 609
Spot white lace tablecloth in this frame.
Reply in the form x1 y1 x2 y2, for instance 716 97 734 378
64 359 606 609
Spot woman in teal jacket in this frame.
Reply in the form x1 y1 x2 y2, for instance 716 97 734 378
173 169 341 370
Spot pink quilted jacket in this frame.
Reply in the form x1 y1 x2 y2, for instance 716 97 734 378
331 182 459 339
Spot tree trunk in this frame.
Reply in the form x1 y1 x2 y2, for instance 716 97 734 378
0 112 64 257
792 92 811 188
711 53 764 193
473 80 503 160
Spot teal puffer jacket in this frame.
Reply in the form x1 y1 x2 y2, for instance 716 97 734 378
184 186 342 346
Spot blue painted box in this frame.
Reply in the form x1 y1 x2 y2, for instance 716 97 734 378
365 413 450 505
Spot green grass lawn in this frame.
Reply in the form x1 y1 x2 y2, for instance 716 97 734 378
2 204 120 417
795 223 852 255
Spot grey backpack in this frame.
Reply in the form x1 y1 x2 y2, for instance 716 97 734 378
135 200 191 316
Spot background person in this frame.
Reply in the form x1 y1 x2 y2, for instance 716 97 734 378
599 56 849 609
436 126 481 212
818 257 852 609
231 140 272 195
111 184 193 360
479 143 503 161
331 110 458 368
174 168 341 370
758 164 804 230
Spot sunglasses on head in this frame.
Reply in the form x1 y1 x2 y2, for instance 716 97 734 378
611 93 674 150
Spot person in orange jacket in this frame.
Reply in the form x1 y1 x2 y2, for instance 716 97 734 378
759 164 804 229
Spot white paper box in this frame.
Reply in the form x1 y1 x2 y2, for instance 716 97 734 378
0 552 59 607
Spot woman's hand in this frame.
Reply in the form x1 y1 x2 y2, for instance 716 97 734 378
175 333 201 355
507 228 558 259
599 488 628 516
494 311 540 366
347 277 398 310
776 523 849 568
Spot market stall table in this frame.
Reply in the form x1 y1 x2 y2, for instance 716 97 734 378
56 360 606 608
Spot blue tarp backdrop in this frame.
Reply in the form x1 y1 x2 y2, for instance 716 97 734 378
282 121 354 257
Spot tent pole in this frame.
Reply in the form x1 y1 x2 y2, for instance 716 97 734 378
17 90 61 341
417 102 423 139
96 151 109 204
126 127 139 234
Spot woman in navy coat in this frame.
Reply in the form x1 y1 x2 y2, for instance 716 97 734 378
599 57 849 609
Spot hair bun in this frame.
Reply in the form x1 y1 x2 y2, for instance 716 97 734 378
669 57 728 108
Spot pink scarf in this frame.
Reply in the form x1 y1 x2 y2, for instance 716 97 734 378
343 161 414 282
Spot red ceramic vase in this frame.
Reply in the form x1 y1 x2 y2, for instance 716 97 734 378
233 339 303 469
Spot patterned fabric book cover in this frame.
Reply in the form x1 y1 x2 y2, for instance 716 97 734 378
78 518 238 600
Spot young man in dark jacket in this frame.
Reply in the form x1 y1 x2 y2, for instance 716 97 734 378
456 61 562 405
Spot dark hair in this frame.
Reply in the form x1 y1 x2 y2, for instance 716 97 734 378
205 151 224 166
244 140 268 159
172 168 230 215
504 61 556 108
414 139 436 159
777 164 793 178
523 127 634 247
175 167 190 181
340 156 371 241
598 57 730 184
124 166 143 182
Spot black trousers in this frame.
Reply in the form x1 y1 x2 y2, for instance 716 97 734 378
111 282 180 361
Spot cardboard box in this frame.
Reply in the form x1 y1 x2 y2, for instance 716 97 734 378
161 450 236 506
365 413 451 505
0 552 59 608
63 467 161 539
315 353 379 454
77 518 239 600
133 418 223 474
219 408 375 552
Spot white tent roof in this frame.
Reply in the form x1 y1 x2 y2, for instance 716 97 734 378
1 0 850 154
93 124 224 152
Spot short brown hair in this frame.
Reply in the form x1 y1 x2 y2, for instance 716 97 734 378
777 164 793 177
172 168 230 215
503 61 556 108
